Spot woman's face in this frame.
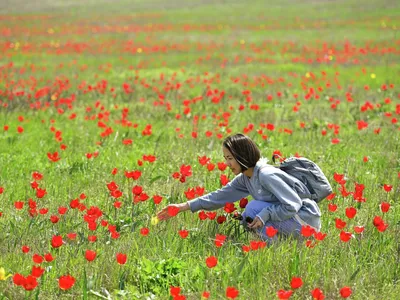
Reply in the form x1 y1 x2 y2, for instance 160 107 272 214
223 147 242 175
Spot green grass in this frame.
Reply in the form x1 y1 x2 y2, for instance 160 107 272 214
0 0 400 299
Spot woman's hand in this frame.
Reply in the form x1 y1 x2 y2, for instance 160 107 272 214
156 202 190 221
247 216 264 229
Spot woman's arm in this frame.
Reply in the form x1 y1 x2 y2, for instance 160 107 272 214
157 175 249 221
256 172 303 223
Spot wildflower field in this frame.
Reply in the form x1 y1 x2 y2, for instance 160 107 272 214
0 0 399 299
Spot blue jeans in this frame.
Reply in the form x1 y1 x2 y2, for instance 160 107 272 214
242 200 303 241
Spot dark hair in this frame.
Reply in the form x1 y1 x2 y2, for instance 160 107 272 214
223 134 261 171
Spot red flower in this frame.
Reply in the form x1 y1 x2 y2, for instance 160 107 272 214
226 286 239 299
290 277 303 289
239 198 248 208
206 163 215 171
198 156 211 166
354 226 365 234
22 245 30 253
335 218 347 229
373 216 388 232
32 172 43 180
32 254 44 264
140 227 149 236
116 253 127 265
205 256 218 268
13 273 25 286
224 203 236 213
380 202 390 213
202 291 210 299
132 185 143 195
217 215 226 224
217 162 227 171
31 266 45 278
328 203 337 212
215 234 227 247
314 232 327 241
333 173 346 184
47 152 61 162
180 164 192 177
170 286 181 296
22 275 38 291
311 288 325 300
300 225 315 237
107 181 118 192
14 201 24 209
85 250 96 262
44 253 54 262
67 232 77 240
339 286 352 298
345 207 357 219
264 225 278 238
178 230 189 239
383 184 392 192
277 289 293 299
220 174 230 186
167 206 180 217
51 235 63 248
242 245 250 252
58 275 76 290
153 195 163 204
339 231 352 242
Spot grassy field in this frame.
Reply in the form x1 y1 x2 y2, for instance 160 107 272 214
0 0 400 299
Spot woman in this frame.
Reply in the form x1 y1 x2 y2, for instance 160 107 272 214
157 134 321 241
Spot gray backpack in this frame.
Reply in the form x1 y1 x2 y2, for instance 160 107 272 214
274 157 333 203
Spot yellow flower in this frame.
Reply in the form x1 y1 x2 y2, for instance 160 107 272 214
0 267 11 280
151 216 159 226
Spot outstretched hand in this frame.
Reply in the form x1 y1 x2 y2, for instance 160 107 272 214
156 202 190 221
247 216 264 230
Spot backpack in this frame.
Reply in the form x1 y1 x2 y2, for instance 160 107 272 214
273 156 333 203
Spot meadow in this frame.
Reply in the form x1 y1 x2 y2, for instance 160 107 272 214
0 0 399 299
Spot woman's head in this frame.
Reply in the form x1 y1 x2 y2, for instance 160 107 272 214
222 134 261 175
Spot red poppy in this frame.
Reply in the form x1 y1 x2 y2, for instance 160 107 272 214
51 235 63 248
31 265 45 278
58 206 68 215
153 195 163 204
32 254 44 264
224 203 236 213
178 230 189 239
116 253 127 265
59 275 76 290
22 245 30 253
215 234 227 247
383 184 392 192
266 226 278 238
14 201 24 209
239 198 248 208
335 218 347 229
339 286 352 298
140 227 149 236
32 172 43 180
314 232 327 241
242 245 251 252
85 250 96 262
170 286 181 296
202 291 210 299
226 286 239 299
206 212 217 220
354 226 365 234
311 288 325 300
167 206 180 217
220 174 230 186
345 207 357 219
205 256 218 268
328 203 338 212
44 253 54 262
380 202 390 213
13 273 25 286
50 215 60 224
373 216 388 232
339 231 352 242
277 289 293 299
67 232 77 240
22 275 38 291
301 225 315 237
290 277 303 289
